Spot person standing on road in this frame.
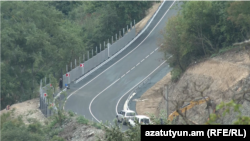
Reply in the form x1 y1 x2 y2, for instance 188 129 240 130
59 78 63 91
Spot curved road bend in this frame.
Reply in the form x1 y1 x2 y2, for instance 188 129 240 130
64 1 178 128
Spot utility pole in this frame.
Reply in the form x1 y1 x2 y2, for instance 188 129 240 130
165 85 169 117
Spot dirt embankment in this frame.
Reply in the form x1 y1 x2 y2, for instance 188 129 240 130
135 2 162 35
0 98 48 125
136 48 250 124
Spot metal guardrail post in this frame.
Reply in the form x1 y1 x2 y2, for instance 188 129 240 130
112 36 113 44
100 44 101 51
88 51 89 60
92 49 94 57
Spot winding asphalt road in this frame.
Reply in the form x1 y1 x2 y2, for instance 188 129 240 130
63 1 179 130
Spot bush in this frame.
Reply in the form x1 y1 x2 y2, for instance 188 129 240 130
76 116 89 125
1 121 44 141
28 122 44 135
48 118 58 129
68 111 74 117
170 68 183 82
1 112 11 130
91 122 102 129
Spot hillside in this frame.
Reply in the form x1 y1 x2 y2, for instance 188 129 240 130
0 2 162 141
136 46 250 124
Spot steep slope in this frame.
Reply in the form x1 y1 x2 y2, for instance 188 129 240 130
136 47 250 124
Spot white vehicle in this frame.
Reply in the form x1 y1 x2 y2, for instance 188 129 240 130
116 110 136 125
128 115 151 127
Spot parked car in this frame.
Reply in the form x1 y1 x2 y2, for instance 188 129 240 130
128 115 151 127
116 110 136 125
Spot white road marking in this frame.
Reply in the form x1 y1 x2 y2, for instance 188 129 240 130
136 63 140 66
121 74 125 78
63 0 176 123
150 51 154 55
116 59 168 115
145 55 149 58
131 67 135 70
141 59 144 62
64 1 175 109
89 78 120 122
126 70 130 74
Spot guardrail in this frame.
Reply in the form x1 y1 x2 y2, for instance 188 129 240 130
39 0 168 118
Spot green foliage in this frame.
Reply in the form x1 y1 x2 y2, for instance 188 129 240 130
1 127 45 141
1 1 154 110
48 118 58 129
99 121 125 141
48 128 63 138
206 100 250 125
69 1 153 50
76 116 89 125
49 1 83 16
160 1 249 81
233 116 250 125
27 121 44 135
68 111 75 117
1 109 13 129
91 122 102 129
49 90 68 127
227 1 250 38
1 1 84 109
170 68 183 82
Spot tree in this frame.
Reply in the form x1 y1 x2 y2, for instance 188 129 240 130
160 14 194 73
227 1 250 39
1 1 85 109
49 1 83 16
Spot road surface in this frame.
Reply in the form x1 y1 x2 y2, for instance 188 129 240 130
63 1 178 131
